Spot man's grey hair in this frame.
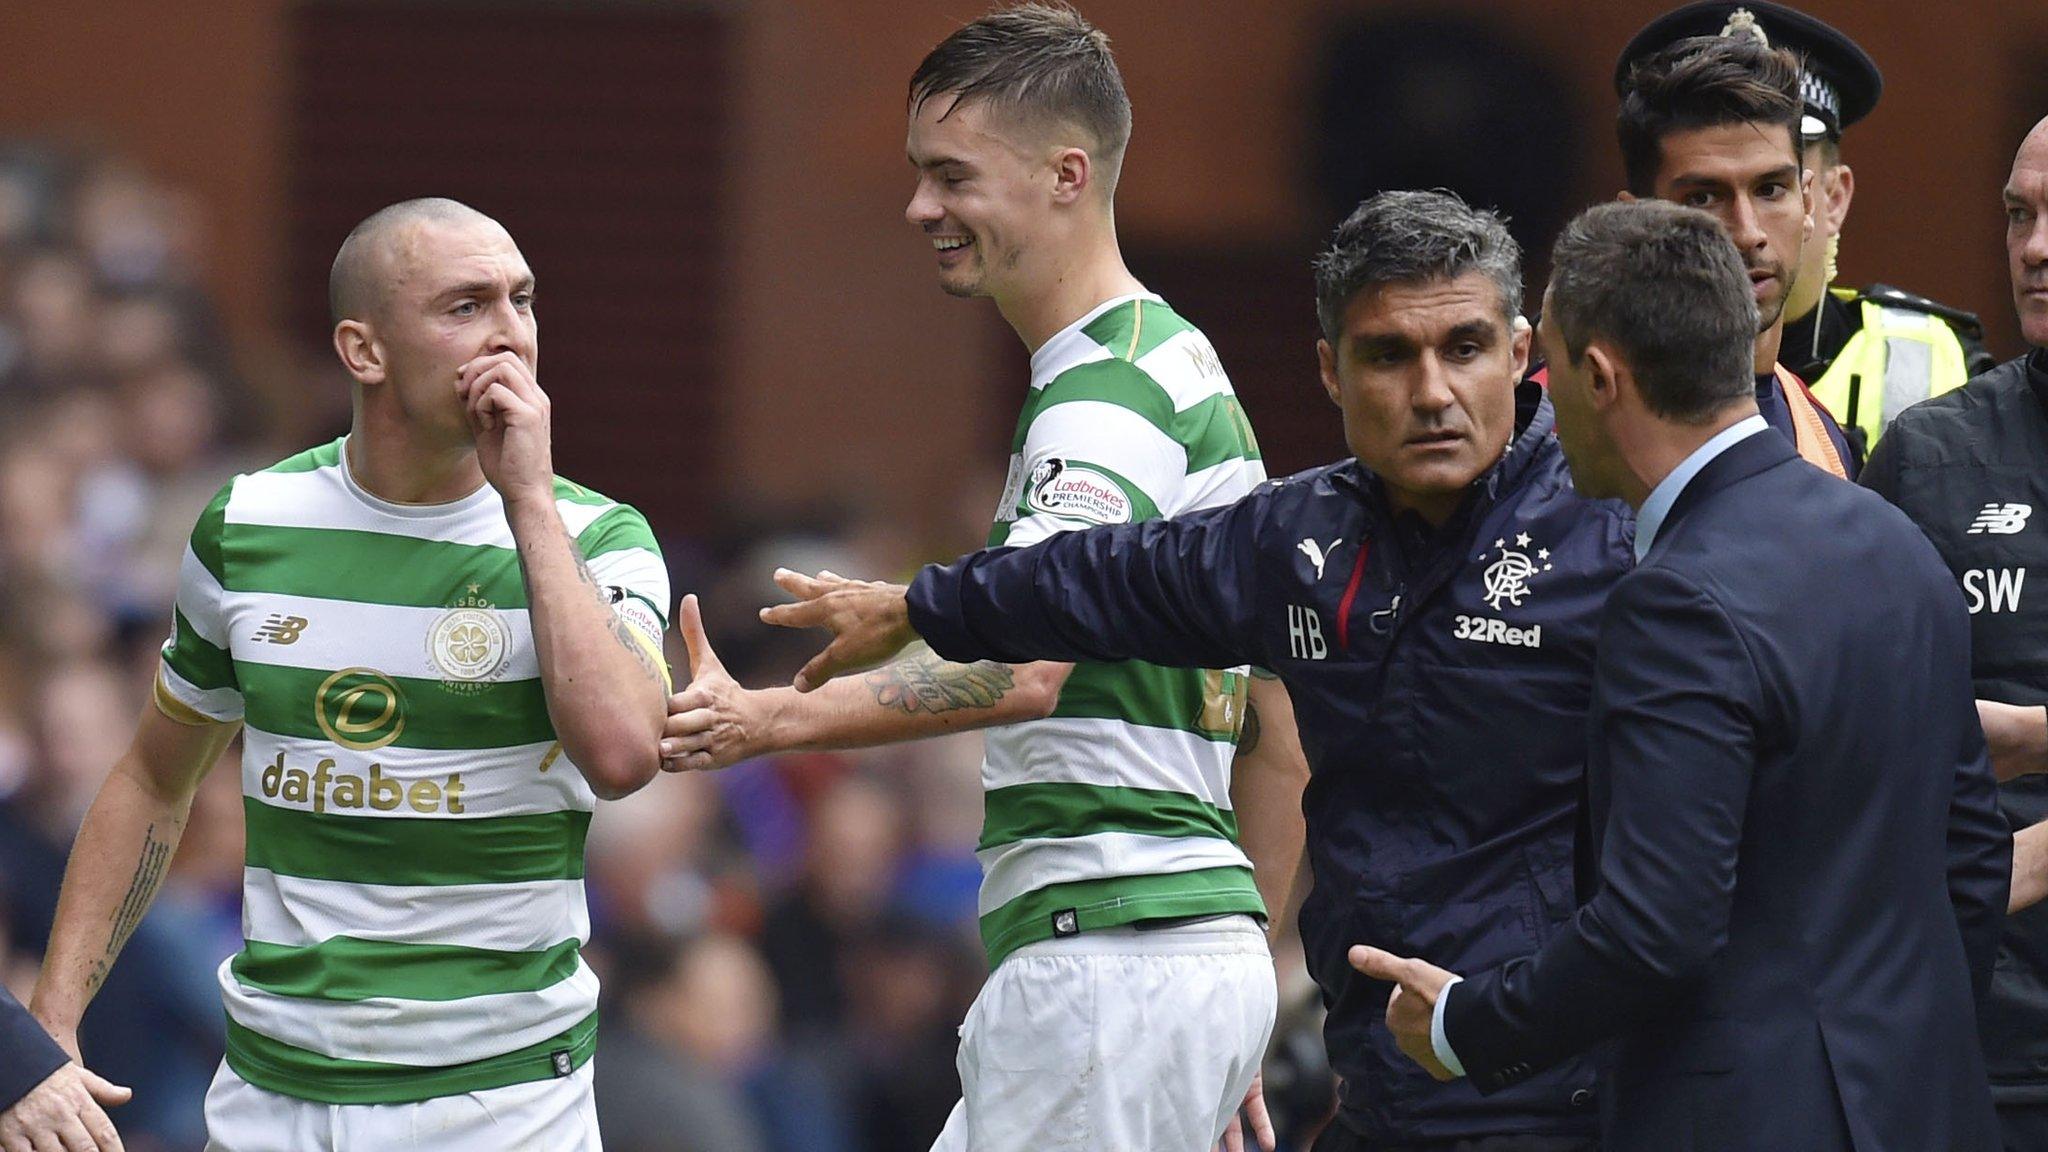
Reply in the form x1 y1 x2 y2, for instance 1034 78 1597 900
1312 190 1523 346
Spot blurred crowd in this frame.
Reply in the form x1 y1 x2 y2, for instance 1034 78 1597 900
0 143 1328 1152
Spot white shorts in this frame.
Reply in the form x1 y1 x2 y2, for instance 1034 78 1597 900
201 1059 600 1151
932 914 1277 1152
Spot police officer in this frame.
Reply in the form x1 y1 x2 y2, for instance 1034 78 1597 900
752 190 1634 1151
1862 114 2048 1152
1614 32 1857 478
1618 1 1994 465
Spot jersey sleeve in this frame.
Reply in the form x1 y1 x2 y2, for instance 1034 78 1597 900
911 490 1271 671
574 502 672 687
997 359 1188 549
156 480 244 724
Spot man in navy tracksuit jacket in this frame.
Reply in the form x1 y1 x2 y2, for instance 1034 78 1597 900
914 381 1630 1149
765 192 1632 1149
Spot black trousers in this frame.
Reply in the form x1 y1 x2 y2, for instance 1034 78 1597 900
2002 1104 2048 1152
1311 1120 1599 1152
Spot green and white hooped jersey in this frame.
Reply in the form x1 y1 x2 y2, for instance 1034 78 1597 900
155 438 669 1105
979 293 1267 966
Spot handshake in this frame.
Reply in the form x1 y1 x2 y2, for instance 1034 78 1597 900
658 568 917 773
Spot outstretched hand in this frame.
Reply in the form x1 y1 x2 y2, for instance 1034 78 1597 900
1349 945 1460 1081
756 569 917 691
661 594 778 773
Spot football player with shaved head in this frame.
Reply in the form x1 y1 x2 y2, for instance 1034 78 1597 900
29 197 673 1150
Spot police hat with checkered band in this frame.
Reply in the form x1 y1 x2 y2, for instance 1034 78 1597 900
1614 2 1882 141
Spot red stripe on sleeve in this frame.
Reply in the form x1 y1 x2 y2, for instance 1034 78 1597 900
1335 541 1371 652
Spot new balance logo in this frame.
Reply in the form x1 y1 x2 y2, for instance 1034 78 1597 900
1287 605 1328 660
254 615 309 645
1296 537 1342 580
1967 503 2032 535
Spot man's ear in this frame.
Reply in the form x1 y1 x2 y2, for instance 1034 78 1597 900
1823 162 1855 231
1510 315 1533 381
334 320 386 386
1050 147 1092 205
1799 168 1817 241
1317 338 1342 408
1584 342 1623 413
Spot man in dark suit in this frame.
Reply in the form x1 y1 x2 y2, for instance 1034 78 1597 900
0 982 128 1150
1354 200 2009 1150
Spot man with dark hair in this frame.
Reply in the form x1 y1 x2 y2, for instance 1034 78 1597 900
661 7 1299 1151
742 187 1638 1151
1613 33 1859 476
1862 114 2048 1150
1355 198 2007 1151
1618 3 1993 463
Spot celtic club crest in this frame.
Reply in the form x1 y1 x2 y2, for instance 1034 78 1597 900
1481 533 1553 611
426 582 512 691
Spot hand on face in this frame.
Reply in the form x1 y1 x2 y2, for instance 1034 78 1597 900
458 350 553 505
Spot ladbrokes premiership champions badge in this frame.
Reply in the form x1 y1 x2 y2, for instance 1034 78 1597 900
427 584 511 694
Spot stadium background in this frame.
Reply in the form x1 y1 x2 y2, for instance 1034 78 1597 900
0 1 2041 1148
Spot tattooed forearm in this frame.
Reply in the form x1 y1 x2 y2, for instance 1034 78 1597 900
864 644 1016 714
93 822 173 994
556 529 665 689
1237 702 1263 756
607 612 666 686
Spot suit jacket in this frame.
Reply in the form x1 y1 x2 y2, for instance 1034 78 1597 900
0 982 65 1112
1441 430 2010 1151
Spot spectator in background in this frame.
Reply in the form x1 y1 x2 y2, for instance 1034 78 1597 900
595 933 769 1152
838 918 978 1152
759 774 905 1034
0 161 251 1147
598 930 856 1152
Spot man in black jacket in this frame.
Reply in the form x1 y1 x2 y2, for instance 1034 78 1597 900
0 983 127 1150
1859 113 2048 1150
1366 200 2006 1150
721 190 1636 1150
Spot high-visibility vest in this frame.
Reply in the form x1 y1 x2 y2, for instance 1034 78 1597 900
1776 364 1849 479
1803 292 1973 451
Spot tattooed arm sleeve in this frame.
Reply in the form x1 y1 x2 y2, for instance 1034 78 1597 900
30 699 237 1042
